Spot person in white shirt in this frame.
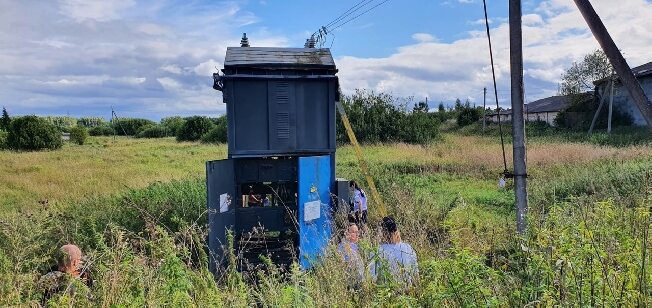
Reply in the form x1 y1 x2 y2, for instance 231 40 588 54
371 216 418 285
338 223 364 284
349 180 368 225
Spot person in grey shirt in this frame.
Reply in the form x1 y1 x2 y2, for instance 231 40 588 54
371 216 418 285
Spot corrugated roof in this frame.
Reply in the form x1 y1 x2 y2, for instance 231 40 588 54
224 47 336 68
594 61 652 85
525 92 592 113
632 61 652 77
525 95 571 113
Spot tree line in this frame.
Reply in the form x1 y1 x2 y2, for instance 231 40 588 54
1 90 489 151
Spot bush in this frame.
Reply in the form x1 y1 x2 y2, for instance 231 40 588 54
400 112 440 144
7 115 63 150
176 116 214 142
77 117 105 128
161 116 186 136
200 125 227 144
136 125 169 138
0 131 7 149
456 105 481 127
112 118 155 136
70 126 89 145
88 125 115 136
43 116 77 132
336 90 441 144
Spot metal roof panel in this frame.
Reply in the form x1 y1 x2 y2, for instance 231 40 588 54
224 47 336 68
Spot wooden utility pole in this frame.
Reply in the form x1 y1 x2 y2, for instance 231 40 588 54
607 77 615 133
572 0 652 131
588 84 609 135
510 0 528 234
483 87 487 132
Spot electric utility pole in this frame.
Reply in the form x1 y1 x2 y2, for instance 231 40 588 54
572 0 652 131
510 0 528 234
483 87 487 132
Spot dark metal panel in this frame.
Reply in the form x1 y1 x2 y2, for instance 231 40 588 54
207 159 236 274
232 80 269 152
295 80 333 151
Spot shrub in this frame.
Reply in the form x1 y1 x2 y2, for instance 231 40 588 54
456 105 481 127
400 112 440 144
77 117 105 128
7 115 63 150
0 131 7 149
336 90 441 144
70 126 89 145
88 125 115 136
177 116 214 142
136 125 169 138
43 116 77 132
200 125 227 144
112 118 155 136
161 116 186 136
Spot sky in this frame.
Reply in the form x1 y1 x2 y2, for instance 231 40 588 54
1 0 652 120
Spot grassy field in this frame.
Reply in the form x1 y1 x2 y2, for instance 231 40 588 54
0 137 225 211
1 133 651 306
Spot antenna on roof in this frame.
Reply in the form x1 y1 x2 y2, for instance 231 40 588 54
240 33 250 47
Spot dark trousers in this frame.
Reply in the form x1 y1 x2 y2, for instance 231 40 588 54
354 210 368 225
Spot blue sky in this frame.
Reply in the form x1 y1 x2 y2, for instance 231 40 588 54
1 0 652 120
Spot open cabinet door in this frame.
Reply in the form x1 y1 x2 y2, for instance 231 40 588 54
207 159 236 274
297 155 333 269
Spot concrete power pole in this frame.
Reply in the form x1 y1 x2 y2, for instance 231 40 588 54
483 87 487 132
572 0 652 131
510 0 528 234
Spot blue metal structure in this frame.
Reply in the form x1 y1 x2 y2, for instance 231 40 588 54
207 37 346 273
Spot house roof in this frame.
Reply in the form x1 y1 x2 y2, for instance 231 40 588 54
594 61 652 85
525 92 593 113
224 47 336 69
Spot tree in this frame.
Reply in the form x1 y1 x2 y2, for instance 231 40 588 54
412 101 429 113
7 116 63 150
1 107 10 131
560 49 613 95
454 98 463 111
438 103 445 113
176 116 215 142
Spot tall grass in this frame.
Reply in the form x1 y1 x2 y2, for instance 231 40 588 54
1 136 651 306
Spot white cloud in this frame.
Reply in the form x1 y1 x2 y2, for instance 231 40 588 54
58 0 136 22
411 33 437 43
0 0 287 119
336 0 652 106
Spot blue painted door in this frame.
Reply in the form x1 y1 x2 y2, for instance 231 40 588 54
297 155 333 269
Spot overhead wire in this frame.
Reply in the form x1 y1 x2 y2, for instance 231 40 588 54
310 0 393 47
323 0 376 30
326 0 393 33
482 0 509 175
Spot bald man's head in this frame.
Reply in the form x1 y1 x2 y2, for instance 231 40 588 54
57 244 82 276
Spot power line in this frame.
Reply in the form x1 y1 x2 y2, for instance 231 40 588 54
309 0 392 48
323 0 375 30
326 0 393 33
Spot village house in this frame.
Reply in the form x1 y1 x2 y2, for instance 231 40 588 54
593 61 652 126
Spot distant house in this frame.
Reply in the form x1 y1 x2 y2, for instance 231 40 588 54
594 61 652 126
486 93 591 126
487 109 511 123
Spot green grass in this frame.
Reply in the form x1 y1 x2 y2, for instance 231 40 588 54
1 133 651 306
0 136 226 211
